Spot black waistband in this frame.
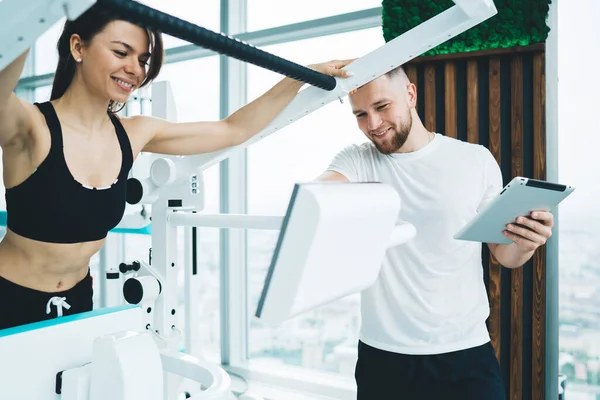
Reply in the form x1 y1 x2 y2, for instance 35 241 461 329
0 269 92 299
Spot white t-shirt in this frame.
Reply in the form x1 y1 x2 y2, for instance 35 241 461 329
327 133 503 355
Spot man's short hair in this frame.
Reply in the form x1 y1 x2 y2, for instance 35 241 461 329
385 65 410 83
349 65 410 95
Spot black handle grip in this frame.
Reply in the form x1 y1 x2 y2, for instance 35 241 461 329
96 0 337 90
119 261 141 274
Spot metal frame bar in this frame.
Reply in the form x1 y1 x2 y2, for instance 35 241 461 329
183 224 202 358
544 1 559 398
97 234 124 308
165 6 382 64
170 213 282 230
219 0 248 367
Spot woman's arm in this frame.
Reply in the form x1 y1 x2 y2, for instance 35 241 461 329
140 59 354 155
0 50 34 148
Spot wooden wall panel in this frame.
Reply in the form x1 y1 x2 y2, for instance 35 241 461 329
406 65 418 87
510 55 524 400
488 56 503 363
424 64 436 132
532 53 546 400
445 62 457 139
467 60 479 145
405 44 547 400
406 65 419 116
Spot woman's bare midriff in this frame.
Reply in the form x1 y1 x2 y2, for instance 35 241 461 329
0 229 104 292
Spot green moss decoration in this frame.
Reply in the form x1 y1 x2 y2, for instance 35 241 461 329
381 0 552 56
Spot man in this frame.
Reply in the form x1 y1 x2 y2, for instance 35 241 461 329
317 66 553 399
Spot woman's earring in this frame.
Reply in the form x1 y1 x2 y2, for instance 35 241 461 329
76 58 82 62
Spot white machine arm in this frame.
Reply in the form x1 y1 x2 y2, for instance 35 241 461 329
0 0 95 71
160 351 232 400
59 329 231 400
169 212 416 250
453 0 497 17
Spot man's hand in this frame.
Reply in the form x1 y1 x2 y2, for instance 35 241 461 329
502 210 554 252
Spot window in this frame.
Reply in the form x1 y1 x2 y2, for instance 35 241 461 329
246 0 382 31
138 0 220 48
557 0 600 398
245 28 384 377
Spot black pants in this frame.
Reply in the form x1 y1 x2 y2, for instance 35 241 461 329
0 270 94 330
355 340 506 400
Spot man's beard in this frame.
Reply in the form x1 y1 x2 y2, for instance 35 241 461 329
372 111 413 155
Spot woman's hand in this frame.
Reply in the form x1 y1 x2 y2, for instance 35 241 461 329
308 59 356 78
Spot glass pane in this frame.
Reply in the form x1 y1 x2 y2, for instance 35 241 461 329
247 0 382 31
34 18 65 76
154 56 220 122
557 0 600 398
246 28 384 377
124 56 222 360
138 0 220 48
34 86 52 103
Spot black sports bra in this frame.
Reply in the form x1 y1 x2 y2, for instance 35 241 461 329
4 101 134 243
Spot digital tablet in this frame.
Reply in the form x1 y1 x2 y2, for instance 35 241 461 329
454 176 575 244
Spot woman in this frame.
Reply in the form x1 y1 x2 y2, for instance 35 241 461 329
0 4 352 329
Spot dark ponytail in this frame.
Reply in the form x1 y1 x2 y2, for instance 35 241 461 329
50 3 164 113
